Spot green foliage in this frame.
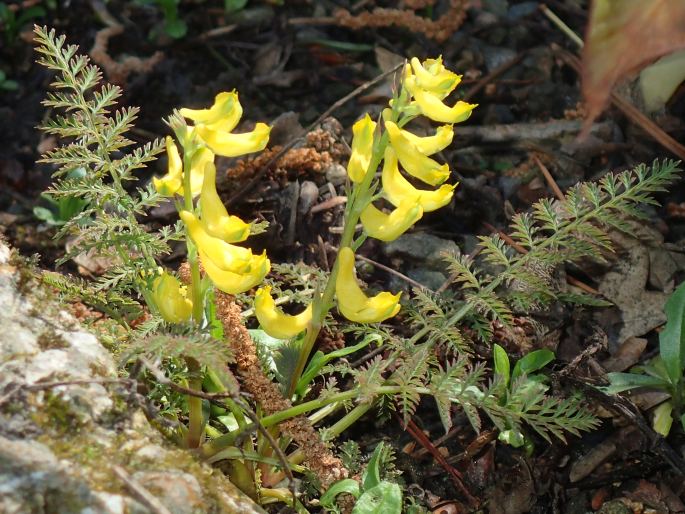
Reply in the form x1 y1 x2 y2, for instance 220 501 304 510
606 281 685 435
135 0 187 38
0 2 48 45
34 167 89 226
0 69 18 90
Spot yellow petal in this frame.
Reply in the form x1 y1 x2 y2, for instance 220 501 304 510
335 247 401 323
151 272 192 323
201 249 270 294
185 146 215 196
409 57 461 99
381 147 456 212
347 113 377 183
360 199 423 242
180 211 252 273
411 88 477 124
385 121 450 186
391 123 453 155
199 162 250 243
254 285 313 339
179 91 243 132
154 136 183 197
195 123 271 157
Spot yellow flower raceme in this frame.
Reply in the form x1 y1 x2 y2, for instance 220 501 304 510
180 211 252 273
254 286 313 339
381 147 456 212
200 162 250 243
196 122 271 158
201 249 270 295
151 271 193 323
335 247 401 323
179 91 242 132
153 139 214 197
347 114 377 183
385 121 449 186
408 56 460 99
360 199 423 242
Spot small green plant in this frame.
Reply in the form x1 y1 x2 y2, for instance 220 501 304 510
0 2 48 45
606 281 685 436
320 442 403 514
135 0 187 39
0 69 18 91
33 167 89 226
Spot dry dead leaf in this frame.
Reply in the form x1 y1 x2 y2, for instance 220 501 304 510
582 0 685 126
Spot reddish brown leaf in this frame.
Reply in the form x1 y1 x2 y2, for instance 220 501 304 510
582 0 685 125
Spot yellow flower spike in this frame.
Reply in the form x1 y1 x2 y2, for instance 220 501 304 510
381 147 456 212
360 199 423 242
195 122 271 158
410 88 477 125
153 136 183 196
254 286 313 339
179 91 243 132
391 123 453 156
409 57 461 99
151 272 193 323
347 113 377 183
199 162 250 243
201 249 270 295
179 211 252 273
335 247 401 323
385 121 450 186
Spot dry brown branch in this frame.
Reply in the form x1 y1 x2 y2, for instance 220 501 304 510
334 0 467 43
214 292 348 489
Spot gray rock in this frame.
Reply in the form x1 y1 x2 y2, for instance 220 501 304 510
507 1 538 20
0 242 264 514
325 163 347 186
482 44 518 73
384 232 459 270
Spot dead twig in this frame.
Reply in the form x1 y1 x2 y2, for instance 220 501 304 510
533 154 565 201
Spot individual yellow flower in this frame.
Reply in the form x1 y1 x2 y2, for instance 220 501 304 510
385 121 450 186
410 87 477 125
407 57 461 99
201 248 270 295
347 114 377 183
381 147 456 212
153 139 214 197
199 162 250 243
179 91 243 132
179 211 252 273
360 199 423 242
395 124 454 155
150 271 193 323
195 122 271 158
254 286 313 339
335 247 401 323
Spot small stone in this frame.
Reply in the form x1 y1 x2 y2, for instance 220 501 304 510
298 180 320 214
384 232 460 270
132 471 205 514
507 1 538 20
325 163 347 186
482 45 518 73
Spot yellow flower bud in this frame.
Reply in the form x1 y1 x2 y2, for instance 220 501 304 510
381 147 456 212
360 199 423 242
347 113 377 183
153 136 183 197
335 247 401 323
179 91 243 132
150 271 192 323
201 249 270 294
179 211 252 273
254 286 313 339
199 162 250 243
195 123 271 158
410 88 477 125
408 57 461 99
385 121 450 186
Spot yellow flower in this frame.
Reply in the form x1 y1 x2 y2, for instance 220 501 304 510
153 139 214 197
398 124 453 155
150 271 193 323
254 286 313 339
199 161 250 243
381 147 456 212
410 88 476 125
335 247 401 323
179 91 243 132
201 249 270 294
385 121 450 186
195 122 271 158
360 199 423 242
153 136 183 196
407 57 461 99
180 211 252 273
347 114 377 183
